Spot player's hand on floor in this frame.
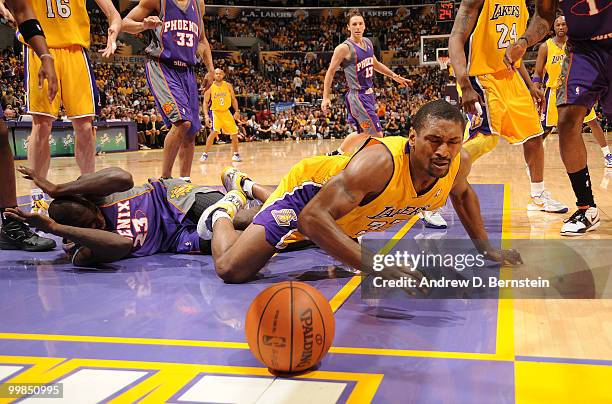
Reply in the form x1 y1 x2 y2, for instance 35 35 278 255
16 165 60 198
484 248 523 265
4 208 57 233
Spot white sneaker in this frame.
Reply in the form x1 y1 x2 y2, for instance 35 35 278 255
605 153 612 168
197 190 247 239
560 207 600 236
232 153 241 162
199 152 208 162
419 210 447 229
528 191 568 213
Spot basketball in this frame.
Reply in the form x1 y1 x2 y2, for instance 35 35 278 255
245 281 335 373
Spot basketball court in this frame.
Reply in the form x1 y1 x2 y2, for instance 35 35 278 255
1 136 611 403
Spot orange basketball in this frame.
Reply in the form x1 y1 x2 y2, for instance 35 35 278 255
245 281 335 373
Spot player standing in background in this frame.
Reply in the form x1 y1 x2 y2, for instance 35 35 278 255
24 0 121 213
200 68 242 162
505 0 611 235
123 0 214 181
449 0 567 214
321 8 409 156
533 15 611 168
0 0 57 251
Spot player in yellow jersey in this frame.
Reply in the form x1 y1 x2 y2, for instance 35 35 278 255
449 0 567 214
194 101 521 283
533 16 611 168
23 0 121 213
200 69 242 162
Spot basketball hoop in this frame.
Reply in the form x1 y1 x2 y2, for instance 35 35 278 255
437 56 450 71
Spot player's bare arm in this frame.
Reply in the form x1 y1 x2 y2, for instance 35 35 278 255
298 144 393 270
203 88 212 127
94 0 122 58
229 83 240 120
505 0 557 66
16 166 134 199
122 0 161 34
372 56 409 86
449 0 485 115
450 150 522 264
533 41 548 91
198 1 214 76
321 43 350 112
519 61 543 112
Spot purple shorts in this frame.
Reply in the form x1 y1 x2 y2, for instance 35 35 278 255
345 90 382 136
172 226 202 254
145 59 201 136
557 41 612 118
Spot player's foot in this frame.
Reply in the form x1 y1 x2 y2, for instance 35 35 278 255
221 167 250 197
326 149 341 156
605 153 612 168
560 207 600 236
527 191 568 213
199 152 208 162
30 189 49 215
419 210 448 229
0 219 56 251
197 190 247 238
232 153 241 162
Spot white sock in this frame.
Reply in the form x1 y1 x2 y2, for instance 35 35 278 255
530 182 545 197
180 176 190 182
602 146 610 156
337 147 344 155
242 179 255 199
211 210 231 228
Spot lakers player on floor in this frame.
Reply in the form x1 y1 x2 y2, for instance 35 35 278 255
123 0 214 182
200 68 242 162
321 8 409 156
505 0 611 235
0 0 57 251
533 15 611 168
23 0 121 213
449 0 567 214
198 101 521 284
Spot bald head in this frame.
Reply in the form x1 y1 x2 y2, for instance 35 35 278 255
214 69 225 82
554 15 567 38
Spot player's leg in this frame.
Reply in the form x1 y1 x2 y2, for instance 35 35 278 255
162 120 191 178
27 115 53 179
331 92 381 155
585 117 611 167
230 133 240 161
71 117 96 174
203 130 218 154
178 131 195 179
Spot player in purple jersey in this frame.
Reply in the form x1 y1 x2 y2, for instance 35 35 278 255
321 9 410 156
0 0 57 252
505 0 611 235
123 0 214 181
4 166 259 266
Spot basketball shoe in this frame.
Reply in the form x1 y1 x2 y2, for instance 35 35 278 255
527 191 568 213
560 207 600 236
419 209 447 229
199 152 208 162
0 218 56 251
221 167 251 198
197 190 247 239
605 153 612 168
232 153 241 162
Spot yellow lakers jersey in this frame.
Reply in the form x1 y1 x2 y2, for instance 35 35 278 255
23 0 90 48
544 38 565 88
467 0 529 76
210 81 231 112
266 137 461 245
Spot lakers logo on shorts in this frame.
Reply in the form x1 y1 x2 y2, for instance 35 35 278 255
470 114 483 130
162 101 175 115
170 184 195 199
271 209 297 227
360 121 372 129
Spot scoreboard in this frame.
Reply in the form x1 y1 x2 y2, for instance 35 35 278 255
436 1 455 22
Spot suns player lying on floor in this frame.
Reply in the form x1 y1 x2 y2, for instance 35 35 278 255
198 100 522 284
5 167 259 266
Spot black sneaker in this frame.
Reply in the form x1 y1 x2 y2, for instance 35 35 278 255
0 220 56 252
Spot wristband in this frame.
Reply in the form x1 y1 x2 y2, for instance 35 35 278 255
39 54 54 60
18 19 45 43
531 77 542 83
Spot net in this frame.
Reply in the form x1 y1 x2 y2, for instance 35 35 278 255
437 56 450 71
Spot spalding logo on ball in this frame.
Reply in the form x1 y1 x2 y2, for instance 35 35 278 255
245 281 335 373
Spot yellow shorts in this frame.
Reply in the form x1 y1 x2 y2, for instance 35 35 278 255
542 87 597 127
25 45 99 118
466 69 543 145
211 110 238 134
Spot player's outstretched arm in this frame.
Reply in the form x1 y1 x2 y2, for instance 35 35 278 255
94 0 122 58
449 0 484 115
16 166 134 198
298 143 392 270
322 43 349 112
372 56 409 86
450 150 522 264
122 0 161 34
505 0 557 66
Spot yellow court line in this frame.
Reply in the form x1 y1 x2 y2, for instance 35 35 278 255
495 183 515 361
328 216 420 313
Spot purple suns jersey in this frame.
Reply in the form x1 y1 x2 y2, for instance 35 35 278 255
342 38 375 91
146 0 203 66
560 0 612 46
